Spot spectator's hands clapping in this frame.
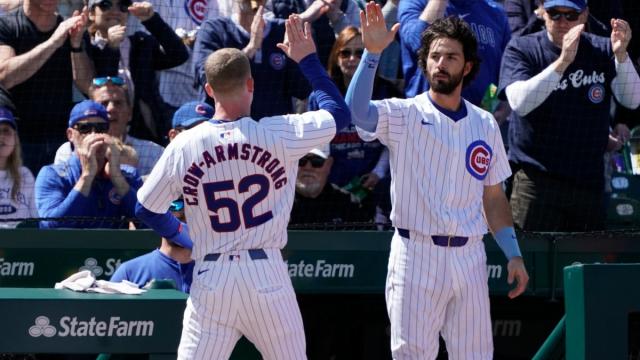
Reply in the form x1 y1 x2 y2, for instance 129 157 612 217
360 2 399 54
277 14 316 63
107 25 127 49
103 136 132 196
243 5 265 59
555 24 583 73
299 0 330 23
611 18 631 63
128 2 155 22
68 7 89 49
77 134 105 180
49 14 86 48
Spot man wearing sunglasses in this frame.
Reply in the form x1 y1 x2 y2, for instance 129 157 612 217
290 144 375 226
35 100 143 229
54 78 165 177
498 0 640 232
0 0 95 173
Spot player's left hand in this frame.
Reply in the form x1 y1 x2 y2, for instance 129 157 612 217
129 1 154 22
277 14 316 63
506 256 529 299
611 18 631 62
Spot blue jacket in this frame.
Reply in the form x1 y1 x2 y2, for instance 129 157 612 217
35 155 142 228
110 249 194 293
398 0 510 104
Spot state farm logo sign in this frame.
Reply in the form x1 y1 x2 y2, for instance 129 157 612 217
29 315 154 337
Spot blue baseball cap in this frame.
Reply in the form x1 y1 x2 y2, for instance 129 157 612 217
543 0 586 11
68 100 109 128
0 107 17 129
172 101 214 129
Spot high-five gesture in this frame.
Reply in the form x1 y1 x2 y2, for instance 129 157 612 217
277 14 316 63
360 1 399 54
611 18 631 62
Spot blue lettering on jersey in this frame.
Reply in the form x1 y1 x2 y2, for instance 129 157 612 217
465 140 493 180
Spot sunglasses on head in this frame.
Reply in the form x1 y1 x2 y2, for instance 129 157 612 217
95 0 130 12
338 48 364 59
298 156 326 168
93 76 125 87
73 122 109 134
546 9 581 21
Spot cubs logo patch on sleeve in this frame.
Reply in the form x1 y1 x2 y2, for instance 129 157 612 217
466 140 493 180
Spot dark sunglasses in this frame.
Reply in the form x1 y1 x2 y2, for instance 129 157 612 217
298 156 326 168
547 9 581 21
95 0 130 12
338 48 364 59
73 122 109 134
169 199 184 212
93 76 125 87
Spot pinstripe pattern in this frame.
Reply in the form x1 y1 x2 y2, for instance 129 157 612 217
359 93 509 359
138 109 335 359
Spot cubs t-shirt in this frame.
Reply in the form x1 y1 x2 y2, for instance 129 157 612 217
498 31 615 185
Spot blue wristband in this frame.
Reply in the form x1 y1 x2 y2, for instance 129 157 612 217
494 226 522 260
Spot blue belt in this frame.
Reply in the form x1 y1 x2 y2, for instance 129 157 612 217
397 228 469 247
203 249 268 262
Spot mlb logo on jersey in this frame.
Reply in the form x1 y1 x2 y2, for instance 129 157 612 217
184 0 208 25
220 130 233 140
465 140 493 180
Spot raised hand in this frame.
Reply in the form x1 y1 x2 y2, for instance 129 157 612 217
557 23 583 71
277 14 316 63
360 1 399 54
611 18 631 62
49 15 84 48
68 7 89 48
128 1 155 22
299 0 330 24
107 24 127 49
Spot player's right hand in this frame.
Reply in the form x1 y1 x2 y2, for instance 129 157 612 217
77 134 106 179
360 1 399 54
277 14 316 63
506 256 529 299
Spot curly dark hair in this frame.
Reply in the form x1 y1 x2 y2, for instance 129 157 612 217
417 16 481 88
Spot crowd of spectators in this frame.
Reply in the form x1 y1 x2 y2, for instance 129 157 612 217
0 0 639 236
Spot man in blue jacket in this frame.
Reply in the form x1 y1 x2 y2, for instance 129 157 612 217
35 100 142 228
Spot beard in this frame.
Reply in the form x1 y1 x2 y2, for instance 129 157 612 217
427 69 464 95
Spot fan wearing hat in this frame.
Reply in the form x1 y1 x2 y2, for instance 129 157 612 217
498 0 640 231
0 107 37 228
290 144 375 226
34 100 143 229
86 0 188 143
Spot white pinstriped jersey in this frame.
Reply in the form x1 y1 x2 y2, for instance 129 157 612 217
138 110 336 259
357 92 511 237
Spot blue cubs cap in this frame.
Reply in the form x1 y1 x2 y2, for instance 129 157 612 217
68 100 109 128
543 0 586 11
172 101 214 129
0 107 17 130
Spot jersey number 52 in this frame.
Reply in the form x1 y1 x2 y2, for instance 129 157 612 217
202 174 274 232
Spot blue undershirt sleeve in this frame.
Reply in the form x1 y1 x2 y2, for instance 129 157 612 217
345 50 380 132
135 201 193 249
298 53 351 131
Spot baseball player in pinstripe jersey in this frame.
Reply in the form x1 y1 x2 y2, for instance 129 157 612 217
134 15 350 359
347 4 529 359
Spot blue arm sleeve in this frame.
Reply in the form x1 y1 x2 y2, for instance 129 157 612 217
494 226 522 260
345 50 380 132
398 0 429 53
298 53 351 131
135 201 193 249
35 166 95 219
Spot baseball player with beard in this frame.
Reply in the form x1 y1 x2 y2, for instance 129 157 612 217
135 14 350 359
346 4 529 359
